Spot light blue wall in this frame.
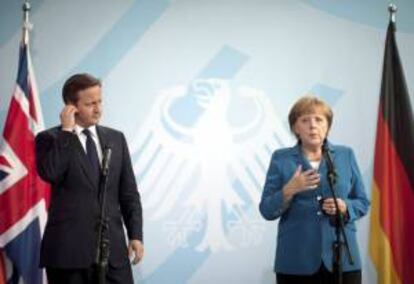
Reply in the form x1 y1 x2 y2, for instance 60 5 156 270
1 1 414 283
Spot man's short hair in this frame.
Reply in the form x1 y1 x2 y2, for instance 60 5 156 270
62 73 101 104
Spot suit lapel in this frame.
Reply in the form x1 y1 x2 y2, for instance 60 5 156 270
96 125 112 175
292 143 313 172
96 125 109 152
291 142 334 196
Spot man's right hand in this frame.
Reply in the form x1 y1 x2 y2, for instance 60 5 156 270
60 105 77 132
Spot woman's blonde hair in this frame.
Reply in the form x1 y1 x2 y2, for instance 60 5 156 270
288 95 333 138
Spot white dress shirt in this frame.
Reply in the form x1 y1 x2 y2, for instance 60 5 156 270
309 160 321 170
74 124 103 166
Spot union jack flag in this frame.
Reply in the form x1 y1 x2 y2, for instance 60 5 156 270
0 36 50 283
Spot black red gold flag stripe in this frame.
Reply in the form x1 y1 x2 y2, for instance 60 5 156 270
369 19 414 284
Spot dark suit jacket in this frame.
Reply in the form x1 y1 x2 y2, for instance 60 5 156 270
35 125 142 269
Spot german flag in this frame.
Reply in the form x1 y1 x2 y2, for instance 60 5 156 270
369 18 414 284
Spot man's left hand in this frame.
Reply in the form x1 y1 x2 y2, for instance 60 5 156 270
128 240 144 265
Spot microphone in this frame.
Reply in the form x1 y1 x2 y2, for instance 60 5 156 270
322 142 336 185
101 147 112 177
322 142 340 228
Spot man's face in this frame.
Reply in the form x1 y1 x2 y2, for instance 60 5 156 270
73 85 102 128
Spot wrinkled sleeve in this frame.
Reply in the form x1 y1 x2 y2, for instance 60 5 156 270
118 133 143 242
35 130 76 185
344 148 370 222
259 152 287 220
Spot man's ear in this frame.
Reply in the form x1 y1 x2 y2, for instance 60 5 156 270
65 102 79 115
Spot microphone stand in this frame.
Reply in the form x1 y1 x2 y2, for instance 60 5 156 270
95 147 112 284
323 144 353 284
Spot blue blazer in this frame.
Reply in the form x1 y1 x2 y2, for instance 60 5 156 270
259 141 370 275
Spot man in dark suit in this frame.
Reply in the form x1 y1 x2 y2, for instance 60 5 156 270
35 73 143 284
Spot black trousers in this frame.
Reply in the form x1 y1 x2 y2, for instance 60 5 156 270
46 263 133 284
276 264 361 284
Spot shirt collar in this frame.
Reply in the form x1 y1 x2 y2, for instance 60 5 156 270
74 124 98 139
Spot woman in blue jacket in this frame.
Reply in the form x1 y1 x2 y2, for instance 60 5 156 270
259 96 370 284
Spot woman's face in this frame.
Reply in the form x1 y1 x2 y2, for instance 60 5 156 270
293 110 329 149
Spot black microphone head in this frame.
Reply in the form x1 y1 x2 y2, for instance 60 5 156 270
102 146 112 176
322 140 329 153
104 146 112 155
104 148 112 162
103 144 111 152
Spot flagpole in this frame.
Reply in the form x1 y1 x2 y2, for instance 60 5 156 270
22 0 32 45
388 3 397 23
